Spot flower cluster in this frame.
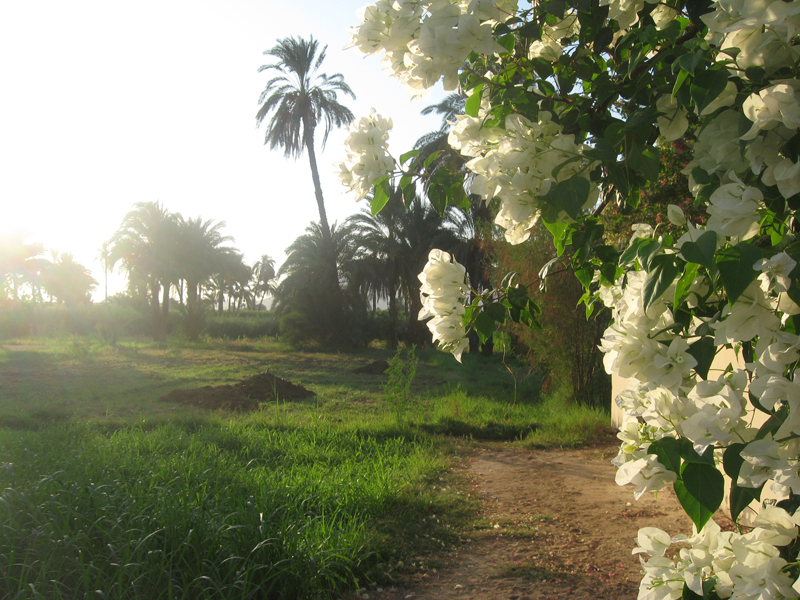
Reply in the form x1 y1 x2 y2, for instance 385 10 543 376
344 0 800 597
448 110 599 244
633 510 800 600
339 109 394 201
418 249 469 361
346 0 516 94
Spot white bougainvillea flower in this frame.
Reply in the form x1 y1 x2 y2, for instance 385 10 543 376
339 109 394 200
705 175 763 240
633 527 674 557
741 84 800 140
637 555 685 600
418 249 469 361
712 283 781 345
656 94 689 142
697 80 738 116
755 252 797 294
615 454 677 499
528 13 579 62
738 439 785 488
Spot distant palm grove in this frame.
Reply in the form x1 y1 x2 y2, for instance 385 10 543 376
0 34 614 407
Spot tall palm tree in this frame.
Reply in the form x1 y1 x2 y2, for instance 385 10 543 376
255 35 355 296
96 241 111 301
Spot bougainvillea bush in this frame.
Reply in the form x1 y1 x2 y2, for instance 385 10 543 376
338 0 800 598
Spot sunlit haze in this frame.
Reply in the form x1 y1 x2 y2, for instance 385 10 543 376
0 0 445 298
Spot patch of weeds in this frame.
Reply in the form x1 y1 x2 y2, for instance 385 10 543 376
384 346 418 423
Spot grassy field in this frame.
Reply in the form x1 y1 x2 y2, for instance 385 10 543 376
0 336 609 599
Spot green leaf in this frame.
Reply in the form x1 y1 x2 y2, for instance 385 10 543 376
399 149 419 166
583 138 617 161
674 262 700 307
642 255 680 310
497 33 515 53
473 310 496 344
723 444 763 522
678 51 704 74
691 167 711 185
745 66 765 84
600 262 618 285
517 21 541 39
428 183 447 214
672 68 690 99
465 84 484 118
675 463 724 531
625 108 658 133
370 178 391 215
619 237 646 267
687 336 715 380
637 239 661 271
717 243 762 304
680 230 717 269
543 219 571 256
593 26 614 53
541 177 591 220
574 267 593 290
628 145 661 182
679 439 715 466
507 285 528 309
690 69 729 115
648 437 681 475
485 302 506 323
423 150 441 170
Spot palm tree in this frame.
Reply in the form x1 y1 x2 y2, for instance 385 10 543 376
96 241 111 301
346 188 407 348
251 254 276 310
0 232 46 303
255 35 355 297
41 253 97 306
415 92 468 178
107 201 179 327
172 216 236 340
348 189 463 346
272 221 361 344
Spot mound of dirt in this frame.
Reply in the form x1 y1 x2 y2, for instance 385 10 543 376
161 372 315 411
353 360 390 374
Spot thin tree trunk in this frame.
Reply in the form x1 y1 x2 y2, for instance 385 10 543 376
388 265 398 350
161 282 170 318
303 121 341 298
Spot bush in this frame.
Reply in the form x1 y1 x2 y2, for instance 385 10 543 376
205 311 279 340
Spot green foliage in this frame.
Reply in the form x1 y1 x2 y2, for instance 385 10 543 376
205 311 279 340
0 335 605 598
384 346 419 422
491 223 611 408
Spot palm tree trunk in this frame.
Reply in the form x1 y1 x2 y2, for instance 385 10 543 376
388 266 398 350
161 282 170 318
303 122 341 297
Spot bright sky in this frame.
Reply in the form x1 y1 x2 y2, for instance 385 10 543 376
0 0 445 298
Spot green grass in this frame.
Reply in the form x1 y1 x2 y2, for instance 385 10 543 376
0 335 610 599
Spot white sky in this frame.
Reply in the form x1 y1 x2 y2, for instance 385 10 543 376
0 0 445 298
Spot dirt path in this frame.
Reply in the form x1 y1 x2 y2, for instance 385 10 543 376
360 443 694 600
